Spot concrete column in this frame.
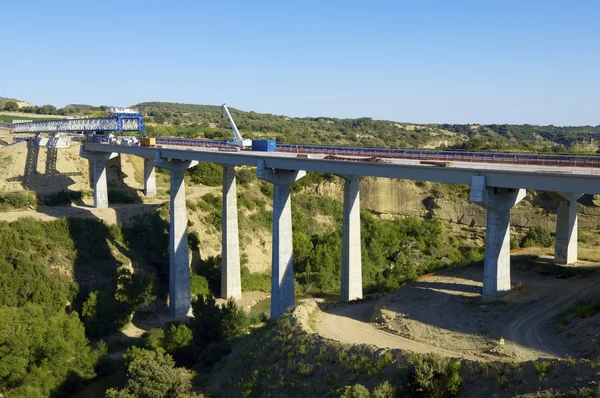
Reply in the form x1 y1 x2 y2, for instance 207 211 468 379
470 176 526 297
341 175 362 301
143 158 157 197
554 192 582 265
221 165 241 299
155 158 198 317
79 147 117 209
257 161 306 319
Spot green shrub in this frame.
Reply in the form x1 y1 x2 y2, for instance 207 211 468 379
108 348 183 398
534 361 550 380
190 295 248 346
510 237 519 250
409 353 462 397
108 189 139 204
81 269 157 338
372 381 395 398
236 168 256 185
40 190 83 206
187 162 222 186
0 191 37 210
190 295 224 345
221 298 248 340
162 323 193 351
191 274 210 297
241 266 271 292
520 226 553 248
574 297 600 318
144 328 165 350
337 384 371 398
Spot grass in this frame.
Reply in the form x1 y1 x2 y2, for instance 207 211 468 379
0 190 37 211
556 296 600 329
578 248 600 262
534 361 550 381
0 114 63 123
512 255 595 278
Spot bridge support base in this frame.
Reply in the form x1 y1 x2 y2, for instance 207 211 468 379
221 166 241 299
341 175 362 301
258 162 305 319
156 158 198 317
554 192 582 265
80 148 117 209
143 158 157 197
470 176 525 297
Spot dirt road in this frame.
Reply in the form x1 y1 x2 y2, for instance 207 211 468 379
0 203 161 224
316 271 600 362
316 302 483 360
506 274 600 360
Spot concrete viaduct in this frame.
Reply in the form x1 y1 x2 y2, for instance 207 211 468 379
81 143 600 318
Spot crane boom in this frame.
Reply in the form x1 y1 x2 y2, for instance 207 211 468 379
222 103 251 148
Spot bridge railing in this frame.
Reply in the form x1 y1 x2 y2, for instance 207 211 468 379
120 137 600 170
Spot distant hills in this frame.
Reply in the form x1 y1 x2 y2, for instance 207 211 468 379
2 97 600 152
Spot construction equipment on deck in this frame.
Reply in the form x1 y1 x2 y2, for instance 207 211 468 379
221 104 252 148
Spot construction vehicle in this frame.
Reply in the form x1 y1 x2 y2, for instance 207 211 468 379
221 104 252 149
140 137 156 147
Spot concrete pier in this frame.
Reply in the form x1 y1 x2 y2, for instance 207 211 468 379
155 158 198 317
470 176 525 297
80 148 117 208
257 162 306 319
143 158 157 197
221 165 241 299
554 192 582 265
341 175 362 301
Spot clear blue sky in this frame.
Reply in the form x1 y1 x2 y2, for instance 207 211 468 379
1 0 599 125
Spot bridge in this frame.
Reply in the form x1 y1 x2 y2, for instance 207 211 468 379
80 141 600 318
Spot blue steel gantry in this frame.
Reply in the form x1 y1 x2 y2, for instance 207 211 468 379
10 108 146 134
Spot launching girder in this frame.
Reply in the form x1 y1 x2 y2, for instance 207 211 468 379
11 112 146 134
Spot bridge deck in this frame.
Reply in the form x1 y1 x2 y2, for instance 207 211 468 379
83 142 600 194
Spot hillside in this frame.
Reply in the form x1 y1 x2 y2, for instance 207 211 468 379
4 97 600 150
2 137 600 396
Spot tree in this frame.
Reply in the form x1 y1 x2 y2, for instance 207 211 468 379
221 298 248 340
81 269 157 338
163 324 193 352
3 101 18 111
0 304 100 395
190 295 222 345
107 348 182 398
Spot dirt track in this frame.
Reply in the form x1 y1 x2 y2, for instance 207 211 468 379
506 274 600 360
316 301 482 360
316 268 600 362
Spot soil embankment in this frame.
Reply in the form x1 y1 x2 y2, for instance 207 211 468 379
316 264 600 362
